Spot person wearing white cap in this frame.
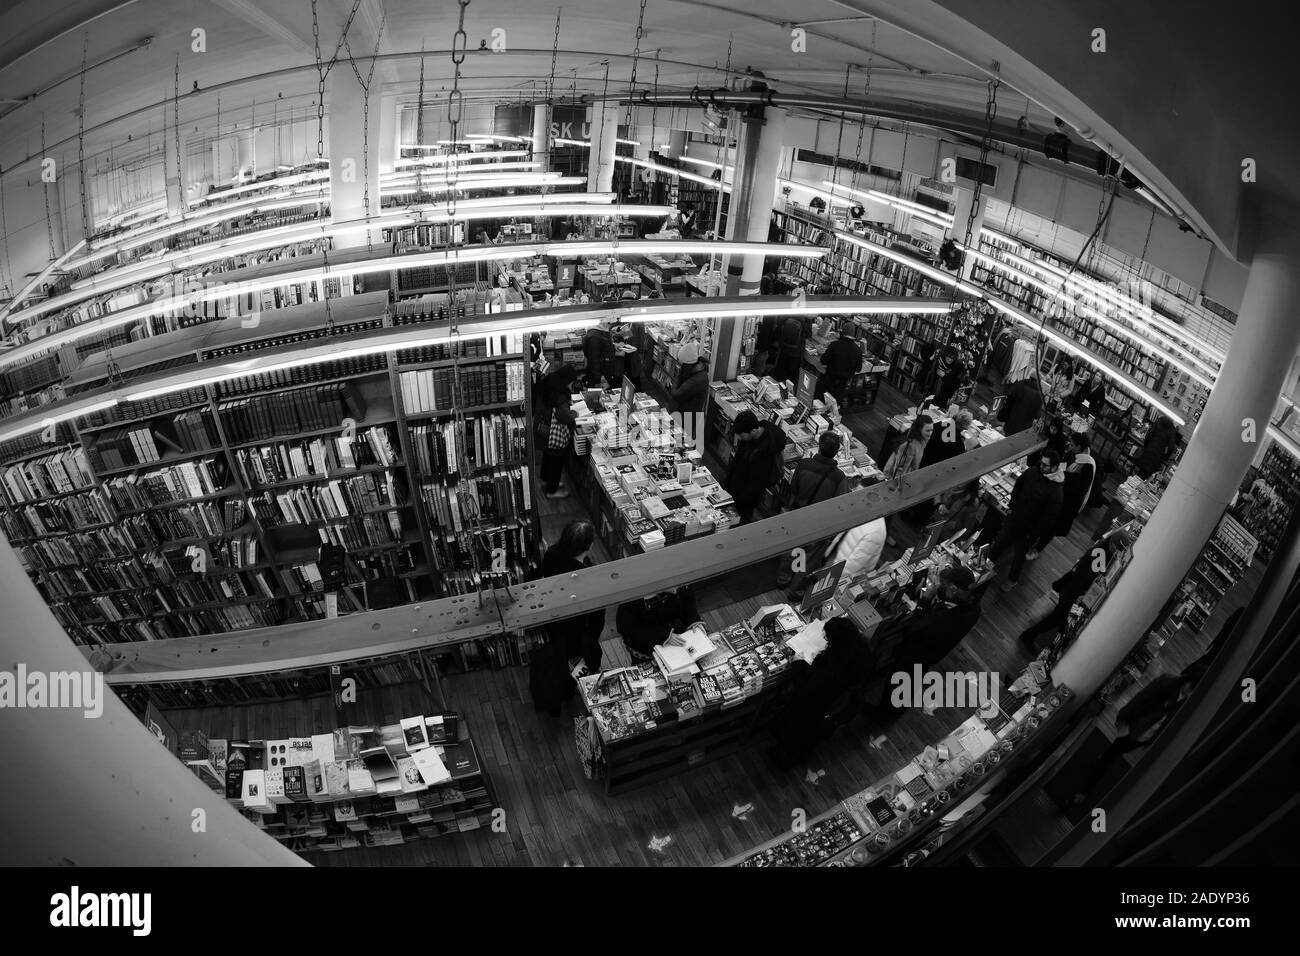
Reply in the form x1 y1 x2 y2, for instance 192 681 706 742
669 341 710 414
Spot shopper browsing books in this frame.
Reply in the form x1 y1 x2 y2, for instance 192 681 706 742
536 365 581 499
616 584 701 663
1018 528 1130 654
998 375 1043 436
530 522 605 717
1053 432 1097 540
989 450 1066 591
669 342 710 415
723 410 789 524
582 323 617 388
883 414 932 546
1134 414 1178 479
777 432 851 588
773 314 808 384
768 617 875 770
818 328 864 404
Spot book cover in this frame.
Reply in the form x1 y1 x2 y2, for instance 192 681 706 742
410 747 451 786
444 743 480 779
394 756 429 793
400 715 429 751
282 765 309 802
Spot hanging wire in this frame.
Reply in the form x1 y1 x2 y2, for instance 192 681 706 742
0 163 14 302
173 56 184 217
340 4 387 253
77 32 90 238
850 21 876 198
415 44 426 197
41 115 56 261
705 34 732 280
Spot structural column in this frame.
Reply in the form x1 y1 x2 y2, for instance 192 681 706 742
588 101 619 193
712 98 785 382
0 537 306 865
532 103 552 173
326 71 380 249
1054 207 1300 699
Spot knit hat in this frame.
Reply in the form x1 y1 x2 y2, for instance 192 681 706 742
678 342 701 366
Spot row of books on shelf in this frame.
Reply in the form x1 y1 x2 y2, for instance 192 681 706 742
247 471 406 525
314 512 407 551
420 465 531 533
445 630 548 671
120 498 247 546
398 361 526 413
231 426 398 486
408 414 528 478
204 316 384 362
5 488 115 540
217 381 369 444
101 458 230 510
395 333 527 367
77 388 209 431
0 447 96 503
430 526 534 593
212 354 386 398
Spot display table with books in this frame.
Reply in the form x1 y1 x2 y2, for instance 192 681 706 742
721 683 1077 866
176 711 495 854
576 533 1003 796
566 386 740 557
707 375 883 507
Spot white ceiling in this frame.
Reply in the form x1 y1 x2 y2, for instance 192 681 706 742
0 0 1058 176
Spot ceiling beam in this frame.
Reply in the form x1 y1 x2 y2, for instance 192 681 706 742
210 0 315 58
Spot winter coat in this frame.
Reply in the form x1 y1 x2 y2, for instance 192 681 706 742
1007 467 1065 539
896 598 984 673
670 365 710 414
999 379 1043 435
1135 419 1178 477
1055 453 1097 537
828 518 888 578
787 453 850 510
921 427 969 468
885 437 927 479
725 421 788 511
777 315 806 359
821 336 865 380
616 586 700 658
541 549 604 671
582 328 616 384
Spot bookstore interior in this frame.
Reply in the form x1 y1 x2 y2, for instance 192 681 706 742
0 1 1296 870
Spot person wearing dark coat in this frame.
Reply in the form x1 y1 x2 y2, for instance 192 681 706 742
776 432 850 587
1070 368 1108 416
1018 528 1131 653
724 410 788 524
582 324 616 387
998 376 1043 435
769 617 876 769
529 521 604 717
862 566 983 720
754 313 781 375
616 585 700 662
669 342 710 414
818 330 864 404
1134 414 1179 478
1028 416 1069 468
536 365 581 498
1053 432 1097 539
773 314 807 384
989 450 1066 590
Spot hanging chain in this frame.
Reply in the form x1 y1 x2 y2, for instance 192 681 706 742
41 116 55 261
77 31 90 239
623 0 647 137
950 64 1000 375
851 21 876 196
830 65 851 190
415 44 426 196
341 8 386 253
446 0 469 335
173 56 184 217
548 8 562 103
310 1 333 330
649 51 661 148
0 164 13 301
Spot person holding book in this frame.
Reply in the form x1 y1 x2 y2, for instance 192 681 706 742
529 521 605 716
768 617 876 770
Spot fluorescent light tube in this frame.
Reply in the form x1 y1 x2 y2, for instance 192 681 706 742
0 398 119 444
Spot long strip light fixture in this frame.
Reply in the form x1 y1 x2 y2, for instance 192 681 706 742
379 174 584 195
189 169 330 206
621 156 731 190
392 149 531 166
823 181 955 227
0 239 87 326
0 240 826 371
956 242 1219 387
0 295 939 437
4 195 660 330
981 226 1228 364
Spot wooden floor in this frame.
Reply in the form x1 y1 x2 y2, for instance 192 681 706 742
161 377 1268 866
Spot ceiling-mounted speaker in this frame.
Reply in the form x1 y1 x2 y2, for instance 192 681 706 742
849 203 865 219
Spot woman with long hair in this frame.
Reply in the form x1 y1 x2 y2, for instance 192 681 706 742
884 414 933 546
529 520 605 716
